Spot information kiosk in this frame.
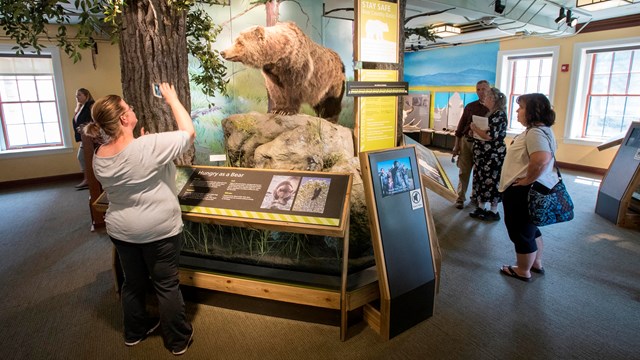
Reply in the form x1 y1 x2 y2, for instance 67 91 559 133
359 145 438 339
595 121 640 229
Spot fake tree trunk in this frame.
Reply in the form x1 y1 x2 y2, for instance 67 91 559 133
119 0 194 165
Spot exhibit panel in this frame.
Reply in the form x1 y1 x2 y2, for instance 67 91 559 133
174 166 376 278
359 145 438 340
595 121 640 229
403 135 456 203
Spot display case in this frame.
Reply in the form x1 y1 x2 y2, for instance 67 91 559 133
95 165 379 340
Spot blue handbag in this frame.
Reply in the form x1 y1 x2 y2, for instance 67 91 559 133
528 169 574 226
527 129 574 226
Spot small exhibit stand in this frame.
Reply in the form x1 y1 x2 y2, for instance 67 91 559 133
595 121 640 229
95 166 379 341
359 145 438 340
404 135 457 203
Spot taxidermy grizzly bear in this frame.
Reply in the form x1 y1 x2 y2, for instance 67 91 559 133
221 22 345 123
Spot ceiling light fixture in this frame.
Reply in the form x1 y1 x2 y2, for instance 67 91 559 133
432 24 462 37
555 7 566 24
576 0 632 12
494 0 506 14
566 9 579 27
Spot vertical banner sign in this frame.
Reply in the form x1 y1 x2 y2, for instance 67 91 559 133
357 69 398 152
356 0 399 63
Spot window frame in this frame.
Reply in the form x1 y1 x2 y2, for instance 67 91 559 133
0 45 73 159
565 36 640 146
496 46 560 135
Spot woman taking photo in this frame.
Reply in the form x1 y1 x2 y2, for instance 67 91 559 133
469 87 508 221
83 83 194 355
498 93 557 282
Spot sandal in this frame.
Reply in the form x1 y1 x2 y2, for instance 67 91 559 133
530 266 545 275
500 265 531 282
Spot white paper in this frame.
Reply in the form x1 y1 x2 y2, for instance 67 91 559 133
471 115 489 141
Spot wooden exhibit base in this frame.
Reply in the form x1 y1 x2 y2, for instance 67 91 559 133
178 267 379 341
111 249 380 340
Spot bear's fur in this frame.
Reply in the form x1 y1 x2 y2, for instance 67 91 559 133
221 22 345 123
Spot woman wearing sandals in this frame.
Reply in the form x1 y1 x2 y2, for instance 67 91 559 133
498 93 557 282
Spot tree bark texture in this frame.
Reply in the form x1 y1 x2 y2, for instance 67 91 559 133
120 0 194 165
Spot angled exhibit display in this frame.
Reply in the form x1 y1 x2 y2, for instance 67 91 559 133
595 121 640 229
359 145 438 340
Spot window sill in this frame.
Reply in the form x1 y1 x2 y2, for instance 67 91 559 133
562 138 605 147
0 146 74 159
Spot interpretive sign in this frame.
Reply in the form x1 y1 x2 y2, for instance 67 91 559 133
359 145 436 339
404 135 456 202
346 81 408 97
177 166 351 228
356 0 399 63
356 69 398 153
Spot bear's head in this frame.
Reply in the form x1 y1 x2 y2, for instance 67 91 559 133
221 25 282 68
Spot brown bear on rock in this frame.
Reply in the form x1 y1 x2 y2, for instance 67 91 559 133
221 22 345 123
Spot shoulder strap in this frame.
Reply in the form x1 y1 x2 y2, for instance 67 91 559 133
527 127 563 179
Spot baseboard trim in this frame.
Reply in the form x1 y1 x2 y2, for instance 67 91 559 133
0 173 83 189
557 162 606 176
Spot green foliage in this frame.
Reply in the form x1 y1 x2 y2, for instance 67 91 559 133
405 26 438 43
0 0 107 62
186 3 228 98
0 0 228 100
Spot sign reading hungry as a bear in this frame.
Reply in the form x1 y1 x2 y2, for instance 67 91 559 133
220 22 345 123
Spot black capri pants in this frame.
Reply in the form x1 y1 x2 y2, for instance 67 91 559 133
502 184 542 254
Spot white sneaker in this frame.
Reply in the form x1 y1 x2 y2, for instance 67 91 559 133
171 329 193 356
124 318 160 346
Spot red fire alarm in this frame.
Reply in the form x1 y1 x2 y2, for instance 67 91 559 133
561 64 570 72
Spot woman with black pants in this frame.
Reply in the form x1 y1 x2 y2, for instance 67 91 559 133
498 93 558 282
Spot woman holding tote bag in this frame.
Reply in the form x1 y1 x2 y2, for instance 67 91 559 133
498 93 558 282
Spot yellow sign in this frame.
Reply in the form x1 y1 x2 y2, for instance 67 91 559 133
357 0 399 63
357 69 398 153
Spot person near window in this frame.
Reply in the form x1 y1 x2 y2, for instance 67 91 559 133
498 93 557 282
83 83 195 355
452 80 490 209
72 88 95 189
469 87 508 221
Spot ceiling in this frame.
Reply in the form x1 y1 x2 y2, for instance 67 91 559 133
324 0 640 50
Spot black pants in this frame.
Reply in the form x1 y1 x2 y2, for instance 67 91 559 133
502 185 542 254
111 234 192 351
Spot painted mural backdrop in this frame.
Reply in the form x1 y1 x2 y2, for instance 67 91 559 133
404 42 498 129
404 43 498 87
188 0 354 165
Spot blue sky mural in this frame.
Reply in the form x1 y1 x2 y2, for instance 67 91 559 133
404 43 499 87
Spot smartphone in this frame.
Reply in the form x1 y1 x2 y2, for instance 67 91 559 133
152 83 162 98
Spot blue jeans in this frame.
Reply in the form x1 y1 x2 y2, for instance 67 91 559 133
111 234 192 351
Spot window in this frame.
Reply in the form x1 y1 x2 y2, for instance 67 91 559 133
0 46 71 156
566 37 640 144
496 47 559 131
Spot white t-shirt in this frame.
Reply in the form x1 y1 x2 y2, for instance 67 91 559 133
499 127 559 192
93 131 191 243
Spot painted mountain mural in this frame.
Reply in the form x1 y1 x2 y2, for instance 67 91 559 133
405 68 496 87
404 42 499 87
